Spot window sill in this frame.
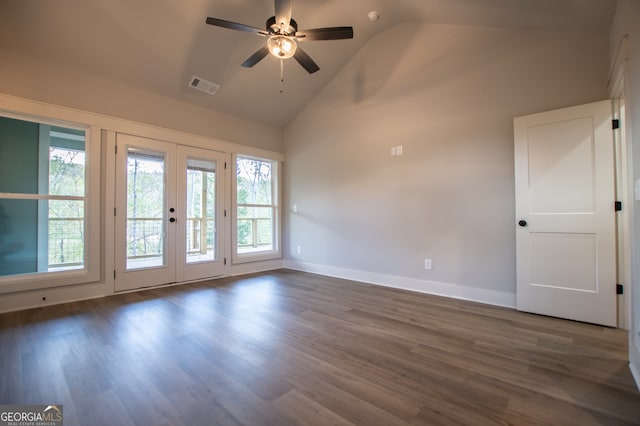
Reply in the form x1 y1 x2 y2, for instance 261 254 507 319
0 268 100 295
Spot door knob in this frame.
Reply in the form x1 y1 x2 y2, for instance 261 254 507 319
169 217 176 223
518 220 527 227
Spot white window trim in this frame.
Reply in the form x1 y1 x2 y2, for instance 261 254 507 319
0 111 100 294
231 153 281 264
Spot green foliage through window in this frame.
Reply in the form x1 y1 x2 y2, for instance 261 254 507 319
236 157 276 254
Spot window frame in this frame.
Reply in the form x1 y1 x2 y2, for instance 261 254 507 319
231 153 281 264
0 111 100 294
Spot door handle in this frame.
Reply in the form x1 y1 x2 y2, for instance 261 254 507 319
169 217 176 223
518 220 527 227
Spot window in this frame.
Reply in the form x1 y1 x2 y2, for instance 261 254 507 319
0 114 99 291
233 155 280 262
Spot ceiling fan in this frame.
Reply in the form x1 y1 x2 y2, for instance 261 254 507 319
205 0 354 74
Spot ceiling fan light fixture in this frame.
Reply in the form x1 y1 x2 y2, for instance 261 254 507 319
206 1 353 74
268 35 297 59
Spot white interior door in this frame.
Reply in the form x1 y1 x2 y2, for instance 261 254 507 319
115 135 226 292
514 100 617 327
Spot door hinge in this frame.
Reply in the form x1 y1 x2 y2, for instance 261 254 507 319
615 201 622 212
115 145 118 154
616 284 624 295
612 119 620 130
224 210 227 217
224 258 227 265
224 162 227 170
114 207 117 216
114 270 116 279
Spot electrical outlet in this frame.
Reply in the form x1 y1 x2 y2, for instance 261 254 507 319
293 204 298 213
424 259 432 270
391 147 397 156
297 246 302 255
396 145 403 156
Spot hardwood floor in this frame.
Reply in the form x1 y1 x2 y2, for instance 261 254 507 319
1 269 639 425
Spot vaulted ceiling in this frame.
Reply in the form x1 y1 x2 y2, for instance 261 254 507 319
0 0 616 128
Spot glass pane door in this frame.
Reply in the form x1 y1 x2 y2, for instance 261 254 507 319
116 138 225 291
115 134 176 292
176 146 225 282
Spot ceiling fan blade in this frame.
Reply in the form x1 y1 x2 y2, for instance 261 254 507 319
274 0 293 30
241 46 270 68
294 47 320 74
206 17 269 36
295 27 354 41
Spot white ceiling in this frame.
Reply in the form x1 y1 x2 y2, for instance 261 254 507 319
0 0 616 128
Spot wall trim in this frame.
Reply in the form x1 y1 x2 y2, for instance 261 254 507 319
283 260 516 309
230 259 285 276
0 93 284 160
0 282 108 314
630 361 640 392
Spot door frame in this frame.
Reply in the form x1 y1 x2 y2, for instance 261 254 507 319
613 98 631 329
609 34 632 330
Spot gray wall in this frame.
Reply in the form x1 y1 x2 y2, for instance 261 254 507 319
284 23 609 301
610 0 640 388
0 50 283 153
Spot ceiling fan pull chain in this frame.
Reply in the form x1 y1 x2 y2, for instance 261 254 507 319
280 59 285 94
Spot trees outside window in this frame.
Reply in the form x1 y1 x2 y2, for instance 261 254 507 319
235 156 279 260
48 146 85 268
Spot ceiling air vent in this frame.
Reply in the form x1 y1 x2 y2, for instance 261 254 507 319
188 76 219 95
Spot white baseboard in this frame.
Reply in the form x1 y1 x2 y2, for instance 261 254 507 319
229 259 285 276
0 281 108 314
283 260 516 309
630 361 640 392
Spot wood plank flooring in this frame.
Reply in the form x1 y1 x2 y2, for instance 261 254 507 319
1 269 639 425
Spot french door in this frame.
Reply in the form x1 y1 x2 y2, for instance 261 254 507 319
114 134 226 292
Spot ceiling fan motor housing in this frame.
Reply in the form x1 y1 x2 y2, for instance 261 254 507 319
267 16 298 35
